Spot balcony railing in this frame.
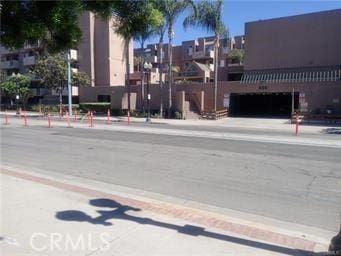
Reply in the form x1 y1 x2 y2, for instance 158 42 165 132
23 56 36 66
145 55 158 63
177 71 200 77
0 60 19 69
192 50 214 59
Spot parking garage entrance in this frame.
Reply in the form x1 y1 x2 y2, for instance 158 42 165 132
229 92 299 117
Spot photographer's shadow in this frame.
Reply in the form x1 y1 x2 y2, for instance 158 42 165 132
56 198 149 226
56 198 325 256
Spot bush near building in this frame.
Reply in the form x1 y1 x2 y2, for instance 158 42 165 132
79 102 111 113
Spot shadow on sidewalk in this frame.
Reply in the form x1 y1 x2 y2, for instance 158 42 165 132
56 198 324 256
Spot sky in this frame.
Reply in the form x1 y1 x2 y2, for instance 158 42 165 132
134 0 341 47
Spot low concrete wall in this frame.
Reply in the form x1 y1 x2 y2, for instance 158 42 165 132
79 80 341 115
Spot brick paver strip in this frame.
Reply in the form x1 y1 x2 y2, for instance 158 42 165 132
1 167 321 251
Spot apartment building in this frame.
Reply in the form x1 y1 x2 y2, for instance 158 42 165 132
78 11 134 108
174 9 341 118
133 35 245 85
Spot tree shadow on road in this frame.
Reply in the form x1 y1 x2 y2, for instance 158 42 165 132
56 198 326 256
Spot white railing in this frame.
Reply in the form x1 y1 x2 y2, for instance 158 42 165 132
23 56 36 66
0 60 19 69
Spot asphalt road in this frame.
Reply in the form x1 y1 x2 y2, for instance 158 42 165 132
1 125 341 232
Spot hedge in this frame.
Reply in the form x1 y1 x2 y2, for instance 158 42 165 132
79 102 111 113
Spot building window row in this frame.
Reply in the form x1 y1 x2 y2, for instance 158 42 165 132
241 68 341 84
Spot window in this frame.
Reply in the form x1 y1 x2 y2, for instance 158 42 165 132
187 46 193 56
97 95 111 103
220 60 225 67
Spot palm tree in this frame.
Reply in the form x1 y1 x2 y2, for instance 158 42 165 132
158 0 196 117
184 0 228 113
135 26 158 112
157 22 167 117
112 0 163 114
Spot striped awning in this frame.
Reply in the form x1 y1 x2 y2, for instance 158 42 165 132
241 66 341 84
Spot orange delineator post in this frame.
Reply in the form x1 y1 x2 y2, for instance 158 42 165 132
89 111 94 127
295 114 299 136
4 110 9 125
127 111 130 126
48 113 51 128
87 111 90 126
107 109 110 124
24 111 28 126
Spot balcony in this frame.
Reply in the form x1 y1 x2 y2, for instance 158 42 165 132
177 71 200 77
23 56 36 66
145 55 158 63
192 50 214 59
0 60 19 69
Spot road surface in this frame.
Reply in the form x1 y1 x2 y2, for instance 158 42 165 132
1 124 341 232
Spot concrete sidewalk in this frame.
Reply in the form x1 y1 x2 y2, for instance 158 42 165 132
0 166 332 256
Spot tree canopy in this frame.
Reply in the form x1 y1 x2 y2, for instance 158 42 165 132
228 49 244 64
33 53 90 90
0 1 118 52
0 73 32 103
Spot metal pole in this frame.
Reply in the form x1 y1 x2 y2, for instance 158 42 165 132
67 50 72 115
146 70 151 123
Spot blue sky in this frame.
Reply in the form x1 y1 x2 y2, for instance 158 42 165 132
134 0 341 47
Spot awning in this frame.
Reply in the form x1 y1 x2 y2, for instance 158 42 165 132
241 66 341 84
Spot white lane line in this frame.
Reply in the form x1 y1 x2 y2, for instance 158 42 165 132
77 124 341 149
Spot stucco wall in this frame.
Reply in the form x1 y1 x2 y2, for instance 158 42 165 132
244 9 341 70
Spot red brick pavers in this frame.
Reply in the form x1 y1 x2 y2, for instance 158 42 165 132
1 167 322 252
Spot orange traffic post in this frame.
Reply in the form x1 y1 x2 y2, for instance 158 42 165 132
107 109 110 124
4 110 9 125
24 111 28 126
48 113 51 128
89 111 94 127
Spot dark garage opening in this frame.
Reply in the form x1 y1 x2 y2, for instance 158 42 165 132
229 92 299 117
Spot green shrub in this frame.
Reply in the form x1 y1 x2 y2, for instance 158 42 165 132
174 111 182 119
110 109 125 116
79 102 111 113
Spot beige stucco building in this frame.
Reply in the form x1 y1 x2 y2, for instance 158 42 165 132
132 9 341 118
78 12 133 87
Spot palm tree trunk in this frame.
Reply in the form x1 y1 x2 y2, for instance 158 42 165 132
167 23 174 118
158 38 164 118
126 39 131 113
213 35 219 114
141 42 145 112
